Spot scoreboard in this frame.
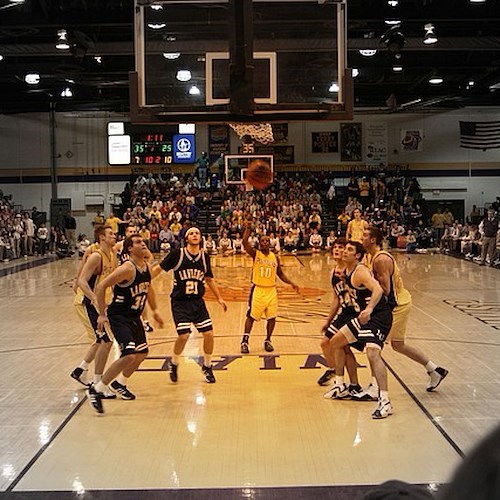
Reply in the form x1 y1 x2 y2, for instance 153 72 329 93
107 123 195 166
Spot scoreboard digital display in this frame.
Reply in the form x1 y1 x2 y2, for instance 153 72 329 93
132 133 173 164
107 123 195 166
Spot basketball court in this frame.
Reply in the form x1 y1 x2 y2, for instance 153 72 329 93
1 252 499 498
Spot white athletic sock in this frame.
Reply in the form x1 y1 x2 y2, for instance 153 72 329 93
371 377 378 388
380 390 390 402
425 361 438 373
79 361 90 370
204 354 212 367
335 375 344 386
93 374 102 384
172 354 180 365
116 374 128 386
95 381 106 393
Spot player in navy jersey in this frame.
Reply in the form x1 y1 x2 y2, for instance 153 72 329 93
160 226 227 384
323 240 394 419
318 239 360 392
87 235 163 414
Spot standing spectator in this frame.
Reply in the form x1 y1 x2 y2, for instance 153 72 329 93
12 214 24 258
358 177 371 209
37 223 49 255
23 212 36 255
431 208 445 246
478 208 499 266
443 207 454 226
194 151 209 188
347 175 359 201
105 211 124 236
64 211 77 251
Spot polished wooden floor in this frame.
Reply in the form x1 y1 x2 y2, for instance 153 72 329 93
0 251 499 498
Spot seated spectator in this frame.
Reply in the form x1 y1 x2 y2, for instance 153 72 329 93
160 238 171 254
268 232 281 253
233 233 244 254
309 228 323 253
325 230 336 251
218 231 234 256
56 234 72 258
406 230 417 254
77 233 90 257
389 220 405 248
204 234 218 255
283 230 297 254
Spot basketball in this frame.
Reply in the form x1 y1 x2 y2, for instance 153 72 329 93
246 159 273 190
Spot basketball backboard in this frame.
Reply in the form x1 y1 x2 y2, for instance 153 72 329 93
131 0 352 124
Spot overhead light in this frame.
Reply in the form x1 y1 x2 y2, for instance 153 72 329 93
176 70 191 82
150 4 163 10
423 23 438 45
147 23 166 30
188 85 201 95
387 0 399 5
55 29 70 50
468 80 475 86
0 55 4 62
385 19 401 26
380 25 406 52
9 0 25 3
163 52 180 60
61 87 73 98
352 68 359 78
329 82 339 93
392 65 403 72
469 0 486 3
94 56 102 64
359 49 377 57
25 73 40 85
429 77 443 84
166 35 177 42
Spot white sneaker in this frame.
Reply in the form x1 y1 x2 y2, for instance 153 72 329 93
350 382 379 401
372 399 393 419
323 383 350 399
427 367 449 392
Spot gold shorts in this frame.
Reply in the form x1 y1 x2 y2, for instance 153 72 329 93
388 299 412 341
74 302 113 342
248 285 278 320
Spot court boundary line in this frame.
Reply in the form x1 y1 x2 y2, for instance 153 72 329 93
0 256 57 278
6 396 88 492
383 359 465 459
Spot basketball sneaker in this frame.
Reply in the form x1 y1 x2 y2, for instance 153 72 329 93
348 383 362 397
323 383 350 399
86 384 104 414
240 342 249 354
202 364 216 383
427 367 449 392
350 383 378 401
372 399 393 419
70 367 89 387
317 368 335 386
264 339 274 352
110 381 136 400
169 362 178 382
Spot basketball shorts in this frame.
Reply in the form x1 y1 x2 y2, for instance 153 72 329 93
247 285 278 321
326 309 364 352
388 299 412 341
74 302 112 343
342 309 393 349
108 314 148 356
171 298 213 335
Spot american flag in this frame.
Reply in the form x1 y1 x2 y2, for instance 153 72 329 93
459 121 500 150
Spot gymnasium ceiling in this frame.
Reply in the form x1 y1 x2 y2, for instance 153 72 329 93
0 0 500 116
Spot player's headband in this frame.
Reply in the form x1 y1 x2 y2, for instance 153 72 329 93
185 227 201 239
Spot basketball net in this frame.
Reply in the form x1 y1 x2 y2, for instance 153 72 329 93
228 122 274 144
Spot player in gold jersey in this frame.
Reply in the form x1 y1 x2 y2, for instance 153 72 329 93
70 225 118 389
241 222 299 354
357 226 448 399
346 208 368 243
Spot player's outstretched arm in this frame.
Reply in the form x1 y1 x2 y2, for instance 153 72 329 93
276 260 299 293
242 222 257 259
321 293 340 333
77 252 102 305
371 254 393 296
206 277 228 312
146 284 164 328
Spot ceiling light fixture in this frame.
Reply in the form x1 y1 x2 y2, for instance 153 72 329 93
387 0 399 5
393 65 403 72
25 73 40 85
469 0 486 3
147 23 166 30
385 19 401 26
176 70 192 82
423 23 438 45
0 55 4 62
188 85 200 95
163 52 180 60
61 87 73 98
468 80 475 86
94 56 102 64
359 49 377 57
55 29 70 50
9 0 25 3
429 77 443 84
352 68 359 78
329 82 339 93
150 4 163 10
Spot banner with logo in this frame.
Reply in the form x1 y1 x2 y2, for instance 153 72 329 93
401 129 423 151
173 134 195 163
208 125 230 164
311 131 339 153
365 122 388 166
340 123 362 162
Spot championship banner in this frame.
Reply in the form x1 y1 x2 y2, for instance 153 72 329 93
311 131 339 153
208 124 230 164
340 123 362 162
401 129 424 151
365 122 388 166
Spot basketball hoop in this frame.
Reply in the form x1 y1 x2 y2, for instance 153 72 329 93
228 122 274 145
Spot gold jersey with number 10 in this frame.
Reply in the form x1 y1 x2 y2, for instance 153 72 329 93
252 250 278 287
